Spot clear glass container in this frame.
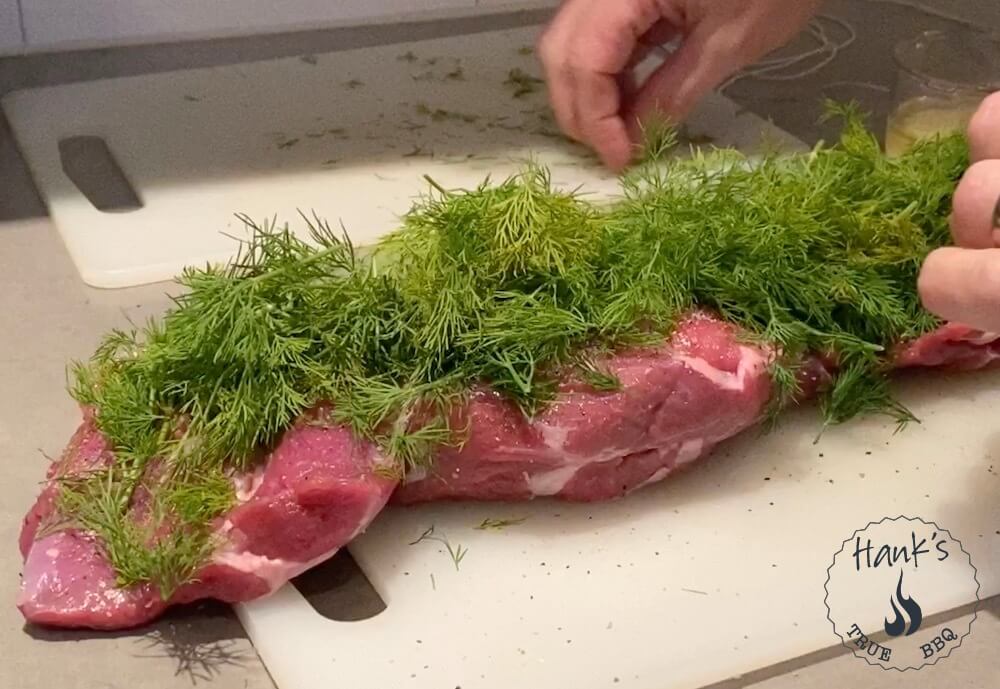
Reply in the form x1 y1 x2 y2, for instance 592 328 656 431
885 29 1000 157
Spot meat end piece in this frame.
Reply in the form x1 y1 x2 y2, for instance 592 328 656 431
17 417 395 630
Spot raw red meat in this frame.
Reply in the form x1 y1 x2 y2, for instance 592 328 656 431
395 313 772 503
16 314 1000 629
18 413 395 629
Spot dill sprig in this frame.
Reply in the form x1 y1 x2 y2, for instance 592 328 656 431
60 104 967 594
475 517 528 531
409 526 468 570
504 68 544 98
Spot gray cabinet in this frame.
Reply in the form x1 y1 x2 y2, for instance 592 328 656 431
19 0 555 53
0 0 22 55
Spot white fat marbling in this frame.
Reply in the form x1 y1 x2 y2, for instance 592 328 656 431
676 346 766 392
526 465 579 497
214 548 337 593
636 466 672 490
404 466 428 484
675 438 705 465
538 422 571 453
968 331 1000 345
233 467 265 503
635 438 706 491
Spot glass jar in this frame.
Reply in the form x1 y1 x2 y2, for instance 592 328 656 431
885 29 1000 157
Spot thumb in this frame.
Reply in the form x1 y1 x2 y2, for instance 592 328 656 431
627 22 744 130
918 247 1000 332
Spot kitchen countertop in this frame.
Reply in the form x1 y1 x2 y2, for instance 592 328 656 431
1 2 999 688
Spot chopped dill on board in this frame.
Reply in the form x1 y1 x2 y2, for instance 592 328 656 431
409 526 468 570
476 517 529 531
504 68 544 98
59 103 967 595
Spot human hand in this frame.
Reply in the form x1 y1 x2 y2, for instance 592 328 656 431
537 0 822 170
918 92 1000 333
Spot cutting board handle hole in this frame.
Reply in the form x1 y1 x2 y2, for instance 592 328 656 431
290 550 387 621
58 136 143 213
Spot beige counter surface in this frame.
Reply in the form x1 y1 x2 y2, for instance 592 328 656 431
0 218 274 689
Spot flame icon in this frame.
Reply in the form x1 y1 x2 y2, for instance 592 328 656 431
884 570 923 637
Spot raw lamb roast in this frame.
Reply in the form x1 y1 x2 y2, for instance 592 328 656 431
17 314 1000 629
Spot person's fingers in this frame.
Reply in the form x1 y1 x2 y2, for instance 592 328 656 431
573 75 634 170
538 0 665 170
627 0 821 130
537 5 585 142
918 247 1000 332
628 21 743 127
622 22 679 112
967 90 1000 162
950 159 1000 248
627 20 679 71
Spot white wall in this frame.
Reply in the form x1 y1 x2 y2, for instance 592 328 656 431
20 0 556 52
0 0 22 55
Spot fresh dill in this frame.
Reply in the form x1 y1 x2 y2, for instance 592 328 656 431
414 103 478 124
60 103 968 596
409 526 468 570
475 517 528 531
504 68 544 98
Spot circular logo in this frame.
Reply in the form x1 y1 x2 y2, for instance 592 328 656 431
824 516 980 670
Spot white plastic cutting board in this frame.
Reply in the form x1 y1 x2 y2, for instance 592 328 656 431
2 26 802 288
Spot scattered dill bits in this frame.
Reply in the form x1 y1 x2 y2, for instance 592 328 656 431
409 526 468 570
277 138 299 150
183 94 201 102
518 46 534 56
475 517 528 531
577 361 622 392
504 68 544 98
397 51 418 63
534 127 568 141
450 544 468 570
445 65 465 81
343 79 365 89
299 54 318 66
414 103 479 123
